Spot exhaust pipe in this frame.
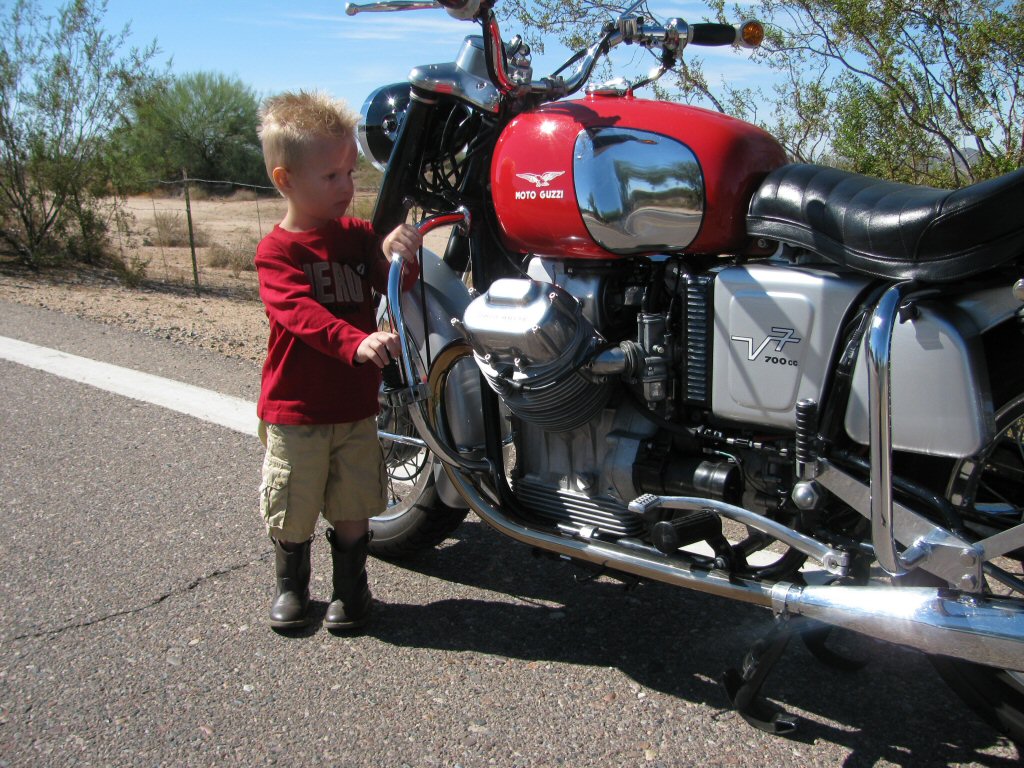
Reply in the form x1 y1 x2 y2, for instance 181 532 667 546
771 582 1024 672
446 467 1024 673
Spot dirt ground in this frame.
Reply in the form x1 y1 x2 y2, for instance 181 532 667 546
0 193 447 365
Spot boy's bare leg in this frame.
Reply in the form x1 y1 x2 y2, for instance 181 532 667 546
330 518 370 546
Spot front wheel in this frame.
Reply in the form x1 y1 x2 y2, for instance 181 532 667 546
371 400 467 560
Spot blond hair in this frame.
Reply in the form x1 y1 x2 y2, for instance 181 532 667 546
258 90 359 184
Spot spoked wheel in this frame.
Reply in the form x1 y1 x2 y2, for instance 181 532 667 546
369 302 468 560
915 392 1024 745
371 395 468 559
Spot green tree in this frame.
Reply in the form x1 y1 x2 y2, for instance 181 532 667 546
505 0 1024 186
0 0 158 268
729 0 1024 185
124 71 264 188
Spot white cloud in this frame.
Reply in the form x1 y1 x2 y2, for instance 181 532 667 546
286 10 473 44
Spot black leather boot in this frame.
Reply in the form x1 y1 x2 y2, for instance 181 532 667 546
324 529 373 631
269 537 312 629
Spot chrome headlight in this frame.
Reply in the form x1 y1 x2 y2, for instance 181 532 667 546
357 83 410 171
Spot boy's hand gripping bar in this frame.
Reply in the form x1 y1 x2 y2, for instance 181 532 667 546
382 208 471 403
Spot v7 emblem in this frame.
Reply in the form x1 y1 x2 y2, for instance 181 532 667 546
730 327 802 361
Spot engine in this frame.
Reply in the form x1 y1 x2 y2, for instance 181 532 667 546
457 257 746 541
454 255 868 548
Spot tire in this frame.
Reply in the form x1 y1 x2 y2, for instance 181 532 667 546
371 398 467 560
911 391 1024 746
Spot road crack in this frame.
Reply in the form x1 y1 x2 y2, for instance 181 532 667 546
11 550 273 641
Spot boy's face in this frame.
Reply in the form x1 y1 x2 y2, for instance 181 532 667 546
274 135 357 229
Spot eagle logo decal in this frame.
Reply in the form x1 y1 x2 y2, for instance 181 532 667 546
516 171 566 188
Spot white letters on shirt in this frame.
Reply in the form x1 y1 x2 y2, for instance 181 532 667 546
303 262 364 305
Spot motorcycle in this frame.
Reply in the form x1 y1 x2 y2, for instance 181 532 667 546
348 0 1024 740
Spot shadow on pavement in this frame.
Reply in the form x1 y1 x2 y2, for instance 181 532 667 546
367 518 1021 768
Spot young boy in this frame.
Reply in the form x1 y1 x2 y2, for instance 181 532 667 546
255 90 421 631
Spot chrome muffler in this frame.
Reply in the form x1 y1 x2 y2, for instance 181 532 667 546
446 467 1024 673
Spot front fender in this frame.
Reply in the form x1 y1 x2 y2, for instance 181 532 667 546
396 247 482 508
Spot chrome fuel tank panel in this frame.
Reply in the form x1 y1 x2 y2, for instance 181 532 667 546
573 127 704 255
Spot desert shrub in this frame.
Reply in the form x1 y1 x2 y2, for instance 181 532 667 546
123 72 264 187
111 252 149 287
151 211 208 248
0 0 159 268
63 205 110 265
207 236 258 277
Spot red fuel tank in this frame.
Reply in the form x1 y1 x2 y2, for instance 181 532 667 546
490 93 787 259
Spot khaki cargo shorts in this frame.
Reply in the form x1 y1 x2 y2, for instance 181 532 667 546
258 417 387 541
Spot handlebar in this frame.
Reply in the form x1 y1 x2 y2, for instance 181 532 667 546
345 0 478 18
345 1 436 14
549 17 763 98
345 0 763 100
690 23 744 46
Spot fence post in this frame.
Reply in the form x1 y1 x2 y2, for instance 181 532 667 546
182 168 200 296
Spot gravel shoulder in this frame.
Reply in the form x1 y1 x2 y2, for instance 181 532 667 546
0 259 270 364
0 195 449 366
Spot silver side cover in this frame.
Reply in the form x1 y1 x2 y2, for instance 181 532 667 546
712 264 869 429
844 302 994 457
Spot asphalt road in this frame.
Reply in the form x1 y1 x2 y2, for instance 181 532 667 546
0 300 1019 767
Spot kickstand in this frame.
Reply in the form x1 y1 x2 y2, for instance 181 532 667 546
722 614 799 735
800 621 867 672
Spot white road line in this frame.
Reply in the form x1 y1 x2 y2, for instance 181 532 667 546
0 336 257 436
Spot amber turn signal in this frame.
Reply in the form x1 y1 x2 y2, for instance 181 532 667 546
739 20 765 48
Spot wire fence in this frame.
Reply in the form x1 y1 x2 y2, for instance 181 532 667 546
118 172 378 296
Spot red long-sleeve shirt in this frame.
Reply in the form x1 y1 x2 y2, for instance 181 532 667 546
255 217 418 425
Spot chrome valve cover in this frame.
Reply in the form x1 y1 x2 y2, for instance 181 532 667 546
459 278 610 432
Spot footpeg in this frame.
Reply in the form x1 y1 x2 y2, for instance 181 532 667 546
627 493 662 517
628 493 850 577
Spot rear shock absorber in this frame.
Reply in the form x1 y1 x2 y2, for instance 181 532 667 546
794 398 818 480
791 398 822 511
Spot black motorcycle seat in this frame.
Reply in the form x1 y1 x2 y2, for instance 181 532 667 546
746 163 1024 283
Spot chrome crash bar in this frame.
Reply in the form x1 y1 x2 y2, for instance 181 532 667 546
383 209 488 474
866 282 915 575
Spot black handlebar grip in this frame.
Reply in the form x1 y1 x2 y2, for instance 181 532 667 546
689 23 737 46
382 360 404 389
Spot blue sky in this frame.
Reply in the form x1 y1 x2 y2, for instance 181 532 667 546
64 1 767 112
